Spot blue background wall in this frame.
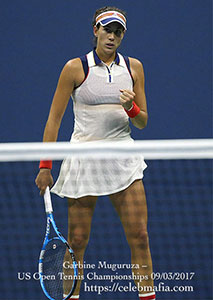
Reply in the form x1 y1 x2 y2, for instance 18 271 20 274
0 0 212 142
0 1 212 300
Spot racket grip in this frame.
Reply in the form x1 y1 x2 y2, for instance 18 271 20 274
44 186 53 213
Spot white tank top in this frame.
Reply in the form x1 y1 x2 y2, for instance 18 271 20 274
71 50 133 142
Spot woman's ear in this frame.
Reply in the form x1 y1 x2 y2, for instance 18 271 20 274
93 25 99 37
121 30 126 40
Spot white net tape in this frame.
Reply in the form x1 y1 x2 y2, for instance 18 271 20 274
0 139 212 161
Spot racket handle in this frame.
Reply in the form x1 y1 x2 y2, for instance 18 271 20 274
44 186 53 213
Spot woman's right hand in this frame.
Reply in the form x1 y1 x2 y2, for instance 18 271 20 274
35 169 54 196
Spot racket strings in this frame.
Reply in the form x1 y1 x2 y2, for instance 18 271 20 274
42 238 74 299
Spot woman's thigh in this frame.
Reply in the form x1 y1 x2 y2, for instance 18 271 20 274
109 180 148 240
67 196 98 243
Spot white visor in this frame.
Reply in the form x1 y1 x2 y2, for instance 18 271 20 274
95 11 127 30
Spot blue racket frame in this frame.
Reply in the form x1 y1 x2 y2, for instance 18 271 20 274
39 187 78 300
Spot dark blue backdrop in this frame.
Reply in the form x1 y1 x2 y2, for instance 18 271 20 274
0 1 212 300
0 0 212 142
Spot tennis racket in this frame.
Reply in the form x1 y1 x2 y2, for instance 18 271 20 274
39 186 78 300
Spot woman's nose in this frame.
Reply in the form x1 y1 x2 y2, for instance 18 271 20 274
108 32 115 40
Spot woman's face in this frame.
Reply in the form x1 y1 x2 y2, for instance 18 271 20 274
94 22 125 54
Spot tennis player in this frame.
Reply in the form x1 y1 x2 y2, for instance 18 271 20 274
36 6 156 300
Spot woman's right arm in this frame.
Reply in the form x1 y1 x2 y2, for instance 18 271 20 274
35 58 84 195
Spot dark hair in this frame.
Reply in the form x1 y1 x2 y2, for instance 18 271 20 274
92 6 127 46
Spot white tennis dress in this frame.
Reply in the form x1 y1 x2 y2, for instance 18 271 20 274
51 50 147 198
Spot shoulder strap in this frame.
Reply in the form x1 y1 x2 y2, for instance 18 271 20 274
73 55 89 90
123 56 134 86
79 55 89 78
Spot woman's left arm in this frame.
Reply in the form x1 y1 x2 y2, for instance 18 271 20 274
120 58 148 129
130 57 148 129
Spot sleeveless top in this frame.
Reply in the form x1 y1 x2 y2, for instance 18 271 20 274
71 49 133 142
51 50 147 199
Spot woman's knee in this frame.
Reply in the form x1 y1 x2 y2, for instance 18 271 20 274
127 228 150 250
69 229 90 251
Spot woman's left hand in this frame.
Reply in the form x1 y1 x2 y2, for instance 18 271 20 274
119 89 136 110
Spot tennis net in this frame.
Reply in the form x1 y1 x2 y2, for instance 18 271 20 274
0 139 212 300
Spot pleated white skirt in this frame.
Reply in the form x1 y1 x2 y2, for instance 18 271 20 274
51 153 147 199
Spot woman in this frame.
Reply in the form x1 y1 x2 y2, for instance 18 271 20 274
35 6 156 300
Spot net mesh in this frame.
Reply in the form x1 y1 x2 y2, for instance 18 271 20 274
0 140 212 300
